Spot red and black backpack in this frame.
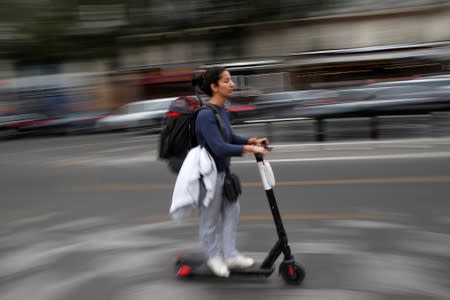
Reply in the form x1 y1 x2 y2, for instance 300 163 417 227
158 96 204 173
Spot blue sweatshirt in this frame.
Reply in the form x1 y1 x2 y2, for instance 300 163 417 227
195 105 248 172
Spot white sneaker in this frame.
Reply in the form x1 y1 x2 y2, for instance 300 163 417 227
225 255 255 269
207 256 230 278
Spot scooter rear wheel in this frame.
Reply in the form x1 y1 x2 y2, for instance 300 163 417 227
279 261 305 285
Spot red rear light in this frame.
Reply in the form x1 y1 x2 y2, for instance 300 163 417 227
0 107 16 112
288 266 295 278
177 265 192 277
167 111 181 118
226 105 256 112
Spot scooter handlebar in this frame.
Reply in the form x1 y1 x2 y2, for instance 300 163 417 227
255 153 264 162
254 141 272 162
255 142 276 189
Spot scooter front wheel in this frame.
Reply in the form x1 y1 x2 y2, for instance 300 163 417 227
279 261 305 285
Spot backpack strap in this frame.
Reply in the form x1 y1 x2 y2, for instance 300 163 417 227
204 103 227 142
194 91 204 107
202 103 233 175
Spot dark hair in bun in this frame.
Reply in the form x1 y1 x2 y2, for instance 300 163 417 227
192 67 227 97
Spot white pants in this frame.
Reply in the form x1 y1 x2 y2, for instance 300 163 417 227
199 172 240 259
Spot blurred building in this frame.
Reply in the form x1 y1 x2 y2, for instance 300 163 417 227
117 0 450 100
1 0 450 108
116 1 450 64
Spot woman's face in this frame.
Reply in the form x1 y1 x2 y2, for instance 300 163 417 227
212 70 234 97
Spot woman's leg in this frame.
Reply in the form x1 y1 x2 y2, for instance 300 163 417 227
222 187 254 268
199 172 225 258
222 195 241 260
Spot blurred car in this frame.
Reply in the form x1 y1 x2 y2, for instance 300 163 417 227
96 97 175 132
251 92 297 119
224 99 257 124
251 90 340 119
367 76 450 89
366 84 450 115
295 84 448 118
335 88 375 102
370 85 430 99
0 107 46 139
6 111 108 136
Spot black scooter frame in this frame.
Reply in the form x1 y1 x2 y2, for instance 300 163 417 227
255 152 293 270
175 151 305 284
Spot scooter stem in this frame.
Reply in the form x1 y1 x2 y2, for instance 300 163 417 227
255 151 293 268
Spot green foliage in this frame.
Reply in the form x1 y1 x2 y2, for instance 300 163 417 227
2 0 330 65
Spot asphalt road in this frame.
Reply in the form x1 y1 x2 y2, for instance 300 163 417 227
1 133 450 300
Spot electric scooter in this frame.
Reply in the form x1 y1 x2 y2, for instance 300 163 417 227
175 146 306 285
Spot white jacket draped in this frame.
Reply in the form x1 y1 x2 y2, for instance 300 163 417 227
170 146 217 220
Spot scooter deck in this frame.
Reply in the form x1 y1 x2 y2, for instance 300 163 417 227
176 256 274 277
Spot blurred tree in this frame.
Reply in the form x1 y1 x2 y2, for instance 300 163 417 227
2 0 121 66
0 0 338 67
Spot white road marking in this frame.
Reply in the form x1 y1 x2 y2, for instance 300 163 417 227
1 272 97 300
234 151 450 164
55 149 450 167
120 284 384 300
97 145 150 153
290 242 367 255
271 137 450 148
4 135 156 155
75 233 176 251
377 144 433 149
1 217 449 299
91 153 157 165
397 231 450 257
265 289 383 300
347 254 450 299
0 220 196 279
119 282 214 300
0 242 80 278
4 135 450 167
46 217 114 232
325 220 413 229
8 212 63 227
322 145 374 151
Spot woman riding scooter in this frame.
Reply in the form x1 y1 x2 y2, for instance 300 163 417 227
193 67 268 277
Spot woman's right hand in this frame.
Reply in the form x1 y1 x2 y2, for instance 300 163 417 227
244 145 268 154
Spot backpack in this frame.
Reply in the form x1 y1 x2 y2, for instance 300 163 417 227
159 96 229 174
158 95 204 173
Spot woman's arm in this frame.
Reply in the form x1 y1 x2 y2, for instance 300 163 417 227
197 109 244 157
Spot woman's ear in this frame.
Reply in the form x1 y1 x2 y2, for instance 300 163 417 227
210 82 219 94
